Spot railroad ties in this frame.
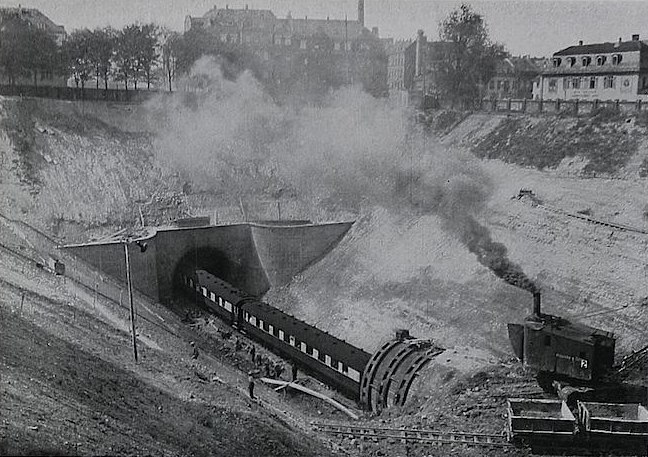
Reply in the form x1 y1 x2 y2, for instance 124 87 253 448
311 423 512 449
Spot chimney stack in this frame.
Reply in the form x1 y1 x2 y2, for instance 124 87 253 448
358 0 365 27
533 292 542 317
578 40 583 46
415 29 426 76
632 34 640 41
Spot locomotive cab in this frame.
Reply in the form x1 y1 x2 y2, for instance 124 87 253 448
508 293 616 385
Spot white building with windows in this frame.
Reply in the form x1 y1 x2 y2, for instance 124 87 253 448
535 35 648 101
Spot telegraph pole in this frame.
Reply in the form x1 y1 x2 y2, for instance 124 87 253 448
124 242 139 362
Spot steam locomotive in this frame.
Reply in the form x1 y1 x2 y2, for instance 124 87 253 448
508 292 617 389
184 269 372 400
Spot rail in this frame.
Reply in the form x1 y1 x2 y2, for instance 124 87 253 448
311 423 512 448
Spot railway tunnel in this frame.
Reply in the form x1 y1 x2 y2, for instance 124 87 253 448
63 221 354 302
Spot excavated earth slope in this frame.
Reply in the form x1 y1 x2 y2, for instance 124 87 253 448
1 98 647 456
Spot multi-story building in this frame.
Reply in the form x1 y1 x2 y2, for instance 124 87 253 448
484 56 543 99
0 6 66 45
385 39 414 91
536 34 648 101
0 6 67 87
184 1 387 96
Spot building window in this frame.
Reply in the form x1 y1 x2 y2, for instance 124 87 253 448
552 58 562 67
612 54 623 65
596 55 606 65
572 77 581 89
567 57 576 67
548 78 557 92
564 77 571 89
589 77 597 89
581 56 591 67
604 75 615 88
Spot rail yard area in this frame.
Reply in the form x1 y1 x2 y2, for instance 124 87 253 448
1 95 648 457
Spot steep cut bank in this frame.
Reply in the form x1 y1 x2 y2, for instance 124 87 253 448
0 97 187 241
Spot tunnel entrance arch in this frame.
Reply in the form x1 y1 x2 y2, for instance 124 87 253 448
172 246 235 298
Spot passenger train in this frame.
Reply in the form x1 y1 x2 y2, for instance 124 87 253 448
184 269 372 400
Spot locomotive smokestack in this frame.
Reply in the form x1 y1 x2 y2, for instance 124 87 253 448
533 292 541 317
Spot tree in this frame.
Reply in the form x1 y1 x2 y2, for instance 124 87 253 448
438 3 504 104
114 23 160 91
160 29 180 92
87 27 116 91
136 23 159 90
63 29 93 89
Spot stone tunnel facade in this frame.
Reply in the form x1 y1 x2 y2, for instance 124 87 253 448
63 221 353 302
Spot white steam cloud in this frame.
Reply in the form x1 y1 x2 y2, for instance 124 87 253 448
150 57 537 292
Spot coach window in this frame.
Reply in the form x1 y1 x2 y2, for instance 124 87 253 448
300 342 307 353
268 324 274 335
312 348 319 359
348 368 360 382
325 354 332 366
338 361 345 372
210 292 216 302
218 297 223 307
250 316 257 326
289 335 296 346
201 287 207 297
278 329 285 341
258 319 264 330
224 301 232 312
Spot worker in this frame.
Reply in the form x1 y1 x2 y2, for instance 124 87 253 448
275 362 285 379
248 372 255 399
249 345 256 362
190 341 199 360
291 363 298 381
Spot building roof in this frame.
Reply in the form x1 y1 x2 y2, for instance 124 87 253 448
0 7 65 35
555 40 646 56
187 5 369 41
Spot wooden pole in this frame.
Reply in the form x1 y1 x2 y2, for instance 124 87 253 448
124 242 139 363
20 293 25 315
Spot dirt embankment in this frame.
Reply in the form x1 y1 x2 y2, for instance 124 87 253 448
0 97 188 242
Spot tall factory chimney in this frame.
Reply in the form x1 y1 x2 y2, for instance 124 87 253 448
358 0 364 27
415 30 426 76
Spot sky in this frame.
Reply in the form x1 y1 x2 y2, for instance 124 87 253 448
2 0 648 57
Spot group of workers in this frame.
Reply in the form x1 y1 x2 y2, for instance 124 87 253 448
189 332 299 401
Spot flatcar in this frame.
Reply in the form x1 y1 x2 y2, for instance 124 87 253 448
185 269 372 400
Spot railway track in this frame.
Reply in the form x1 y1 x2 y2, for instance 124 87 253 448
311 423 513 448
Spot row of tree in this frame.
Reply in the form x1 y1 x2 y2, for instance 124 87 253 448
0 3 501 102
0 14 177 92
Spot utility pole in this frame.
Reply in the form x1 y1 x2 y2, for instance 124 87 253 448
124 242 139 363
